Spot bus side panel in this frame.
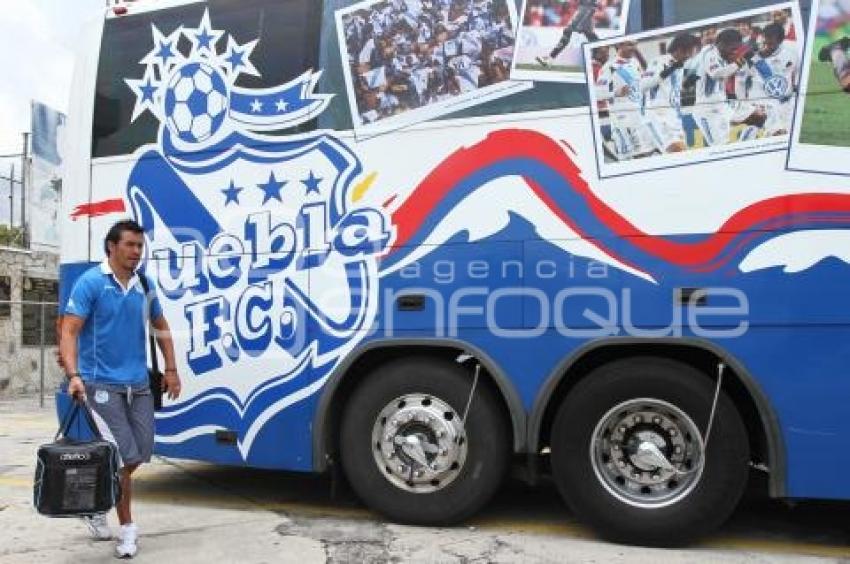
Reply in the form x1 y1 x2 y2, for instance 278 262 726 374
65 0 850 498
722 328 850 499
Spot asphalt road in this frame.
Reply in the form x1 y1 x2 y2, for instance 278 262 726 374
1 397 848 563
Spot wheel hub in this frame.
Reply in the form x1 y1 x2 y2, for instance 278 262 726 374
590 399 705 508
371 394 467 493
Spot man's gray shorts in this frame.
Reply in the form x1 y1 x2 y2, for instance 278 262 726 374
85 382 154 467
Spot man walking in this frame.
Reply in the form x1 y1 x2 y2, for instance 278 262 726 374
59 219 180 558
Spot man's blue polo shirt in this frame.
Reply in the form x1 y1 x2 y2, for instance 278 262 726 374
64 261 163 386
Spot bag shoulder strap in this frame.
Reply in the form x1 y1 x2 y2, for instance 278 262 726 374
138 274 159 375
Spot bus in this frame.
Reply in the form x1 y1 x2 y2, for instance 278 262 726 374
58 0 850 546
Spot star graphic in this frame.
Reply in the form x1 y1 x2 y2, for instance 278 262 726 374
220 35 259 78
140 24 184 76
156 40 175 66
221 180 243 206
257 172 287 204
196 27 215 49
187 9 224 57
250 99 263 113
125 66 161 122
139 78 157 103
276 99 288 112
302 171 322 195
226 47 245 70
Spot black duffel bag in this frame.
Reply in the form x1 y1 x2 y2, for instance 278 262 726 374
34 399 122 517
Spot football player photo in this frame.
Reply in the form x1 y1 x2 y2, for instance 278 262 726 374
789 0 850 175
512 0 630 83
337 0 531 137
586 3 802 179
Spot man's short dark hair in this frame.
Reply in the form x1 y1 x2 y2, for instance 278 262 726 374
668 33 696 54
763 22 786 43
716 28 743 47
104 219 144 256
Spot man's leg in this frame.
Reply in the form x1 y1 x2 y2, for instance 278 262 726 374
550 26 574 59
693 107 732 147
114 461 142 557
538 24 576 67
116 463 140 525
86 385 145 557
610 114 635 160
819 37 850 92
582 27 599 42
762 101 791 136
537 25 573 67
645 116 685 153
114 388 155 557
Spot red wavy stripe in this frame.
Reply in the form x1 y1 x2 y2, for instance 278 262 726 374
70 198 126 220
390 129 850 269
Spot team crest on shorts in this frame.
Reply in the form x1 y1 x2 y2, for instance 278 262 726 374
122 9 393 458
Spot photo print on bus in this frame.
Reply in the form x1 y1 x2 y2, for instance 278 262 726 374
335 0 531 137
511 0 631 83
585 2 803 179
788 0 850 176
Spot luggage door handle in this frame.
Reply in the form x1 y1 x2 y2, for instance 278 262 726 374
397 294 425 311
677 288 708 307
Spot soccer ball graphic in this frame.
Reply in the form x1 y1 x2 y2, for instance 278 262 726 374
164 62 228 143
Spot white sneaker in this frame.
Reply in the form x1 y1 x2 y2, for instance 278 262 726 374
81 513 112 541
115 523 138 558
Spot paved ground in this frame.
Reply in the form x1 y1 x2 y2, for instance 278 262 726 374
1 397 849 563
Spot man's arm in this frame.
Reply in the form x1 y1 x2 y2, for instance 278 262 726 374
151 315 181 400
705 49 742 80
634 48 647 71
791 47 800 91
595 65 615 101
59 315 86 400
640 60 665 92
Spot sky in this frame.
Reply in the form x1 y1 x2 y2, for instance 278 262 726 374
0 0 104 157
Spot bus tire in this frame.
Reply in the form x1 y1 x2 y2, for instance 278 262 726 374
550 357 749 546
340 356 509 525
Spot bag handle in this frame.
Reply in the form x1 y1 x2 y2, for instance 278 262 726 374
139 273 164 410
55 399 103 442
138 275 158 374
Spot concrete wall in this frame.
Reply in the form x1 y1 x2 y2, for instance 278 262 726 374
0 246 61 397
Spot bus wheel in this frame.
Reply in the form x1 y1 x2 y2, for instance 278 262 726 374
550 357 749 546
340 356 509 525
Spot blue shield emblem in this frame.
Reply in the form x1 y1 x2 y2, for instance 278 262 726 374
123 9 391 460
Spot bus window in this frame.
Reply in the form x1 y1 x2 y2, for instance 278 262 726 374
317 0 588 132
92 0 321 159
671 0 812 25
318 0 354 131
437 81 588 122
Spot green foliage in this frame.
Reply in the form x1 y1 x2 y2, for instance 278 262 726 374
0 225 25 247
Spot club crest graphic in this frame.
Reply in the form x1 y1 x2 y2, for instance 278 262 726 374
123 10 392 459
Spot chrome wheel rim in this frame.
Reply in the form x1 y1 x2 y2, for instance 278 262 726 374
371 394 467 493
589 398 705 508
